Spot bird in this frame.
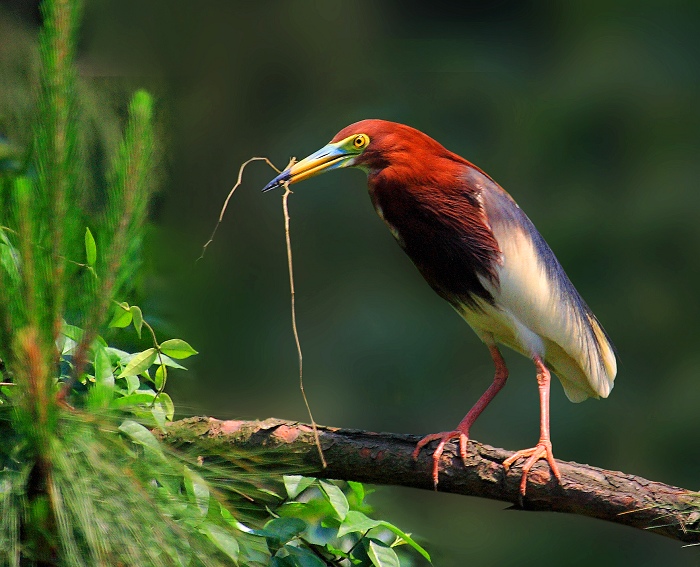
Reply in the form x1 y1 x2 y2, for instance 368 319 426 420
262 119 617 496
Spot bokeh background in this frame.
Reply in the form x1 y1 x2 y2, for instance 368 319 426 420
3 1 700 565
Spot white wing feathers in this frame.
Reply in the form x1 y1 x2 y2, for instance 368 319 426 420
475 179 617 402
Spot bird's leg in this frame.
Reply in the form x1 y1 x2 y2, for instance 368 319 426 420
412 345 508 488
502 355 562 497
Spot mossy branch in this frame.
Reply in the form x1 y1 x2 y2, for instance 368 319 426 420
162 416 700 545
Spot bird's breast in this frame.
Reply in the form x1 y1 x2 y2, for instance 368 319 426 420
367 178 501 310
373 201 406 248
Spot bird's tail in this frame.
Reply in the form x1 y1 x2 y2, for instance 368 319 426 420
552 312 617 403
585 313 617 397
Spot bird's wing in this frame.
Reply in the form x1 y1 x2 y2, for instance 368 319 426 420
474 172 616 402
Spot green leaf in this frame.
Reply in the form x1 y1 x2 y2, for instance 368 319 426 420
347 481 365 504
88 345 116 409
337 511 380 538
378 522 430 562
158 392 175 420
219 510 265 536
60 337 76 356
119 419 164 459
159 338 198 359
110 392 157 408
276 502 308 520
154 363 167 391
118 348 157 378
94 345 114 388
271 557 296 567
151 403 167 430
124 374 140 394
367 541 400 567
159 353 187 370
283 475 316 499
184 466 210 516
60 323 83 355
285 546 326 567
219 503 245 529
109 302 132 328
201 523 239 563
263 517 307 544
130 305 143 338
0 227 21 286
61 323 84 343
84 227 96 266
105 347 131 364
319 480 349 521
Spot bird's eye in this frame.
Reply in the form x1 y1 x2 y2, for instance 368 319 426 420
353 134 368 149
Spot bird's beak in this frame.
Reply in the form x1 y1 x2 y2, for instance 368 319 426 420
262 141 354 193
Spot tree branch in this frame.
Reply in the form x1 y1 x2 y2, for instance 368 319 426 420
162 416 700 544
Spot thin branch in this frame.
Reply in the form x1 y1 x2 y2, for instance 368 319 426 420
198 156 328 467
282 179 326 469
162 417 700 544
197 157 281 262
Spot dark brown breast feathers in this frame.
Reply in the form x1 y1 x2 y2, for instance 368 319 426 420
367 165 502 310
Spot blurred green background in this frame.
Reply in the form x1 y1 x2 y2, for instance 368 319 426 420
3 1 700 564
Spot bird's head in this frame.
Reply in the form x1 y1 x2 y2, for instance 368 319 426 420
262 119 447 192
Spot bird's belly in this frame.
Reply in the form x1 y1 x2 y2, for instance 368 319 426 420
455 300 532 358
457 297 601 402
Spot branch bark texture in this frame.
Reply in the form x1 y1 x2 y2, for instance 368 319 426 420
163 417 700 544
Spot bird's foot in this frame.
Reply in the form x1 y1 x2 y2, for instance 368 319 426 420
502 440 561 497
412 429 470 489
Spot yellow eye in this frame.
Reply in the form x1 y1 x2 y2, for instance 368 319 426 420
353 134 368 149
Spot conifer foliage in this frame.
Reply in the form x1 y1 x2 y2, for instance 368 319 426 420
0 0 236 564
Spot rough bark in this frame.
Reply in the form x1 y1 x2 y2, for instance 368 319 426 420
162 416 700 544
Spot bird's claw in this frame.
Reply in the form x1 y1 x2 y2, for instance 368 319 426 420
412 430 470 489
502 440 561 497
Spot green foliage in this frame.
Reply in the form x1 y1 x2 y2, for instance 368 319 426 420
0 1 431 565
3 201 435 566
0 0 222 561
260 476 431 567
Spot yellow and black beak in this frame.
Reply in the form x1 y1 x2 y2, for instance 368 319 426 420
262 141 355 193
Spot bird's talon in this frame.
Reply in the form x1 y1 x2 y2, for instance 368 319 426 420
503 441 560 496
502 457 512 473
459 435 469 465
413 430 470 488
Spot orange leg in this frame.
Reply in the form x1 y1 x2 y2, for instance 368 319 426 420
412 345 508 488
502 355 562 496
